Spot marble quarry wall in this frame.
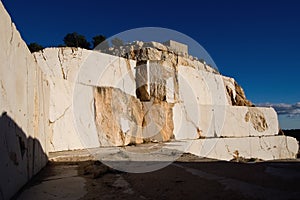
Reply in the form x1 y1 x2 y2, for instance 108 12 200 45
0 1 299 198
33 44 298 161
0 2 50 199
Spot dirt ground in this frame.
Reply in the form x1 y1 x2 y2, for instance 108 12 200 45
16 153 300 200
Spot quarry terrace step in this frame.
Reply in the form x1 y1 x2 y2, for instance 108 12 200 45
49 135 299 163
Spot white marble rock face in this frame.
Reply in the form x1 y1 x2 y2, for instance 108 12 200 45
184 135 299 161
33 44 298 161
0 2 50 199
4 1 296 160
1 1 299 199
34 48 138 151
172 105 279 139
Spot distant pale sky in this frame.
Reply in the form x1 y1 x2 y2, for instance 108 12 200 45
2 0 299 129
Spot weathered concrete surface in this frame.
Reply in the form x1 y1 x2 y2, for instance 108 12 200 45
0 2 49 199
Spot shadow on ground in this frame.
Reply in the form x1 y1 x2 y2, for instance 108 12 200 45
0 112 47 200
15 153 300 200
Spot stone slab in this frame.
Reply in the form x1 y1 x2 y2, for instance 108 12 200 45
173 104 279 140
184 136 298 161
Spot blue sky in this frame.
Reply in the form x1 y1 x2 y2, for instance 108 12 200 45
2 0 300 129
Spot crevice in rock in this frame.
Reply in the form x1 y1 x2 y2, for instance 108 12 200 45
58 48 67 80
284 136 292 155
41 51 47 61
135 61 150 101
180 103 202 139
49 138 55 150
125 58 135 81
37 51 56 78
49 105 71 124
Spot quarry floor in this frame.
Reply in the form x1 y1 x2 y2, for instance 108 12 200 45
15 148 300 200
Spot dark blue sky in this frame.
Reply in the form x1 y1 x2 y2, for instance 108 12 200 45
2 0 300 128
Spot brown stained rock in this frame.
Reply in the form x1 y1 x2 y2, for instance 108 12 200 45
234 82 253 107
245 107 269 132
94 87 144 146
135 61 151 101
245 111 251 122
136 60 178 103
177 56 190 66
161 51 178 69
94 87 175 146
145 48 162 60
107 41 221 76
225 81 253 107
197 128 204 139
135 48 148 61
142 100 174 142
135 84 150 101
143 41 168 51
226 85 235 105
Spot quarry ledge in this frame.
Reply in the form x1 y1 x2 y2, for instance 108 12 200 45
48 135 299 163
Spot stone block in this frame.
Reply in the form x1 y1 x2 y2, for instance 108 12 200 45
164 40 188 55
184 136 299 161
173 104 279 140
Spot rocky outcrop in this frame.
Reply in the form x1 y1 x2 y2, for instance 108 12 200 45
223 76 253 106
0 2 50 199
104 40 253 107
103 41 219 74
